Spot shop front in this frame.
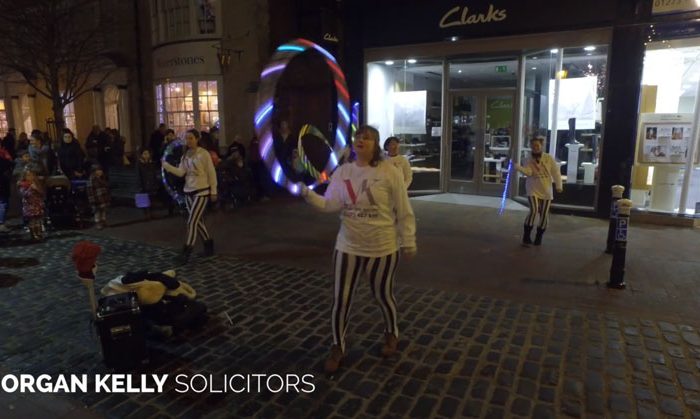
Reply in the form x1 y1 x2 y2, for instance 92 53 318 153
347 0 700 218
152 41 224 136
629 11 700 219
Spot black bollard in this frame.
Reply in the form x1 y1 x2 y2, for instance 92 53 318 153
605 185 625 254
608 199 632 289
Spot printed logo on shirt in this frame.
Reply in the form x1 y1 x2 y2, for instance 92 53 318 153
344 179 377 206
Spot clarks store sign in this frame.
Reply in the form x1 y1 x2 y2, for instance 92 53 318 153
153 41 220 79
439 4 507 28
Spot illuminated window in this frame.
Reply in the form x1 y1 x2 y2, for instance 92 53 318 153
155 84 165 125
198 80 218 130
0 100 8 138
162 82 194 134
63 101 77 135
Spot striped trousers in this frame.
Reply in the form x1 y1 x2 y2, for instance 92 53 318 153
525 196 552 230
185 195 211 247
331 250 400 353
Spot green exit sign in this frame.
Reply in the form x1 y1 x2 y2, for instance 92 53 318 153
495 65 508 73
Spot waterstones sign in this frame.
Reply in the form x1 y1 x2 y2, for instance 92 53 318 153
152 41 221 79
439 4 507 28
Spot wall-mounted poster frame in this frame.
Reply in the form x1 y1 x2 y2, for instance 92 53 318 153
637 113 697 164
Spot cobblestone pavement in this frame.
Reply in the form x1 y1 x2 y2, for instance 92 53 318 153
1 233 700 418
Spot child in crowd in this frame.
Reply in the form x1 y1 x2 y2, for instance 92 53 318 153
18 166 45 241
87 164 110 229
138 149 160 218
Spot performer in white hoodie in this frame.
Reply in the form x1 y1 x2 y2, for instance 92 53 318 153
299 125 417 374
515 136 563 246
383 136 412 189
162 129 218 263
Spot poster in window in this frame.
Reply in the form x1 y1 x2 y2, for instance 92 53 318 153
641 123 692 163
548 76 597 130
392 91 427 135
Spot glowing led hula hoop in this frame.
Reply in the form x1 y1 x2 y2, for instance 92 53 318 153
351 102 360 137
161 138 186 207
297 124 333 184
254 38 350 195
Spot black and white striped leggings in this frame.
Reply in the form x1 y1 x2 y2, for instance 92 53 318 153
525 196 552 229
185 194 210 247
331 250 400 353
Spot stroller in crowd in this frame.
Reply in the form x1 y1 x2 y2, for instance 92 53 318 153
45 175 92 230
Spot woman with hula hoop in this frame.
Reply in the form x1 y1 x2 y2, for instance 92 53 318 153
162 129 218 264
298 125 417 374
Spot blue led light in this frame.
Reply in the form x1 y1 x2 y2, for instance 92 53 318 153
254 103 273 127
337 103 350 124
277 45 306 52
335 127 346 148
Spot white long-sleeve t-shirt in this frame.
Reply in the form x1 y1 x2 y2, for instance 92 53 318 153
303 160 417 257
386 154 413 189
163 147 218 196
516 153 562 200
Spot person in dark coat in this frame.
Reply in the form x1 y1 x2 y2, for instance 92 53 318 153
0 146 14 232
110 129 125 166
150 124 168 164
57 129 86 179
1 128 16 159
85 125 111 177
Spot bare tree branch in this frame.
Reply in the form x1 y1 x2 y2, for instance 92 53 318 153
0 0 119 133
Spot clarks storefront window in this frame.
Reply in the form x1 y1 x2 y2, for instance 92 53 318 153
519 45 608 208
155 80 219 134
631 38 700 215
366 59 443 191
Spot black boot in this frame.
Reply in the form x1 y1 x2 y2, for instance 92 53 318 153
203 239 214 257
534 228 545 246
522 225 533 245
175 245 193 264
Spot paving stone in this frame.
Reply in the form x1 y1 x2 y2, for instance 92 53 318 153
437 397 459 418
538 386 555 403
586 394 605 415
637 404 660 419
462 400 483 418
652 365 674 381
660 398 685 417
561 399 582 418
656 382 678 397
389 396 414 417
510 398 532 416
609 394 632 413
680 372 700 391
564 378 583 398
490 387 509 406
446 378 469 398
533 403 556 419
634 386 656 402
516 379 536 398
409 396 437 418
684 333 700 347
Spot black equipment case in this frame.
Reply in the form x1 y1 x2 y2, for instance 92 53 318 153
95 292 149 369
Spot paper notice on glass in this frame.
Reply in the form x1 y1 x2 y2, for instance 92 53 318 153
392 91 427 134
641 123 692 163
431 126 442 137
